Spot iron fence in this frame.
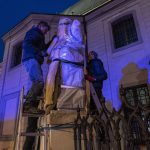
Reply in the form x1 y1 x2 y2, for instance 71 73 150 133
74 84 150 150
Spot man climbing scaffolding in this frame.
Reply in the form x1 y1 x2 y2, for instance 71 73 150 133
22 21 50 150
22 21 50 114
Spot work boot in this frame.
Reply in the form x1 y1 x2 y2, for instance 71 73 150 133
23 81 44 114
23 99 44 115
25 81 44 101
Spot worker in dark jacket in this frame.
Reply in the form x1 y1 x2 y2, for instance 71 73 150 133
22 21 50 150
86 51 107 112
22 21 50 114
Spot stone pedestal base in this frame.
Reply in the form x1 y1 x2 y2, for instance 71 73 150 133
39 110 86 150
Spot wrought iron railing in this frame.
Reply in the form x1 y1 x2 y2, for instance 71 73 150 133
74 84 150 150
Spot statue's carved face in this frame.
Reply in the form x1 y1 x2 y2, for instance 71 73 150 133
57 18 72 40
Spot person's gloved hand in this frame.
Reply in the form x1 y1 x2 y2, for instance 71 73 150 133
42 51 48 57
46 56 52 64
85 75 96 82
47 59 51 64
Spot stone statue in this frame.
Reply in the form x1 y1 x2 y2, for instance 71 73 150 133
45 17 85 112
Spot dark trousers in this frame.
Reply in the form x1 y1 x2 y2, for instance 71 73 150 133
23 59 44 104
23 117 38 150
23 59 44 149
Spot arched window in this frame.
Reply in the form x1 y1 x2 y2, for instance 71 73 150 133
124 84 150 107
123 84 150 145
11 42 22 68
130 118 142 144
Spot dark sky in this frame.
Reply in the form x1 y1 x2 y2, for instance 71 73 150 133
0 0 79 62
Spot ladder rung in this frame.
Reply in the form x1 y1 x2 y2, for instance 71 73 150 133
22 113 44 117
23 96 44 101
37 96 44 100
20 132 44 136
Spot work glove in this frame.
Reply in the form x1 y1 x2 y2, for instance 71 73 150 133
42 51 48 57
46 56 52 64
85 75 96 82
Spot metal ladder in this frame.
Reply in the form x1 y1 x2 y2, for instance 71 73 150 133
14 87 46 150
89 82 102 113
13 83 102 150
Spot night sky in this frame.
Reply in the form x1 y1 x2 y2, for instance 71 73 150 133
0 0 79 62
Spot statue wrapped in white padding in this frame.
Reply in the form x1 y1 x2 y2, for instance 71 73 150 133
45 18 85 112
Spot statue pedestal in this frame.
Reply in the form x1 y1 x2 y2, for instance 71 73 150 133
39 110 86 150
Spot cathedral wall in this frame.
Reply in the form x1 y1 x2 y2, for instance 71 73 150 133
0 0 150 148
86 0 150 109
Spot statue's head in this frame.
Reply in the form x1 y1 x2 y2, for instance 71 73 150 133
57 17 83 43
58 18 72 26
57 18 72 39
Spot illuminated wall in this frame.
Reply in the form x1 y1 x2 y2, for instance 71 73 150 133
86 0 150 110
0 0 150 148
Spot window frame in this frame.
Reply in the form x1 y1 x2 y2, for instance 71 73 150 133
9 41 23 69
110 11 142 53
123 83 150 145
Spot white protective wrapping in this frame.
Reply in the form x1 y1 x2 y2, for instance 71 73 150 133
48 18 85 87
45 17 85 108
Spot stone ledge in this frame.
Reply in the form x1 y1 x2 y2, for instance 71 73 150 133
39 110 87 126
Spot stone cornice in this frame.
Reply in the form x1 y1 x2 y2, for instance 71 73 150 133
2 13 83 42
2 14 53 42
84 0 135 22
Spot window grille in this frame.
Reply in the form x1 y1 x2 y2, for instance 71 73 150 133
124 84 150 106
123 84 150 145
147 117 150 134
112 14 138 49
130 118 142 144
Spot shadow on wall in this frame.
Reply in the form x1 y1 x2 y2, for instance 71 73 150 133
107 62 149 111
119 62 148 88
104 62 149 111
137 55 150 84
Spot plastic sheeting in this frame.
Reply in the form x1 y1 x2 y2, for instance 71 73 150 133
49 19 85 87
57 88 85 110
45 18 85 108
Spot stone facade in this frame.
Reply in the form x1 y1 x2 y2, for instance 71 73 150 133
85 0 150 109
0 0 150 149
